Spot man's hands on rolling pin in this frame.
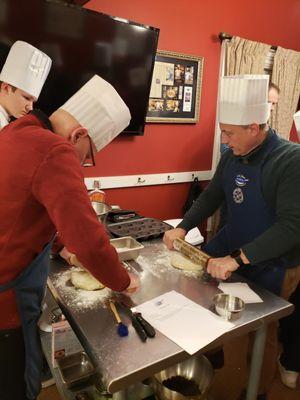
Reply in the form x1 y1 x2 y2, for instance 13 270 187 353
163 227 186 249
207 250 249 280
163 229 252 281
207 256 239 280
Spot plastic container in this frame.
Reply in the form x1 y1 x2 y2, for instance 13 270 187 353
89 180 106 203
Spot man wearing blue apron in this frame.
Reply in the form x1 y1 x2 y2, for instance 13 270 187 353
0 75 140 400
164 75 300 399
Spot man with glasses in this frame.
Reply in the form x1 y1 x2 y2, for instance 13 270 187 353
0 75 139 400
0 41 51 129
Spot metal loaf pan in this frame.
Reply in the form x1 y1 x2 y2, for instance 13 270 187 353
57 351 95 388
110 236 144 261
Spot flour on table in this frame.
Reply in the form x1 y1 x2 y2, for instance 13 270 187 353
52 267 111 311
71 270 105 291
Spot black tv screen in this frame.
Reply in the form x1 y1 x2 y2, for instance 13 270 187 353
0 0 159 135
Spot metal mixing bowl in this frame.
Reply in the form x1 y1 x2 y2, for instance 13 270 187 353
213 293 245 321
91 201 112 222
152 355 214 400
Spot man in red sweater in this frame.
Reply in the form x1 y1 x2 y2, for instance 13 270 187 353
0 75 139 400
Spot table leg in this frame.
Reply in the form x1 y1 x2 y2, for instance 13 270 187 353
246 324 267 400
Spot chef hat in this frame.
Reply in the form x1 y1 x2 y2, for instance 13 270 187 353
219 75 271 125
0 41 52 99
293 110 300 140
60 75 131 152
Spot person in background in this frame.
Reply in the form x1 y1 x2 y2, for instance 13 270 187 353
164 75 300 399
277 110 300 389
0 75 140 400
268 82 280 112
0 40 51 129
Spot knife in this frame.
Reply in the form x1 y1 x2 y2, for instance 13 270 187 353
116 301 156 341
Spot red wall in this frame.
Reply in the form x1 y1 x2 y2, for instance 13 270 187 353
84 0 300 221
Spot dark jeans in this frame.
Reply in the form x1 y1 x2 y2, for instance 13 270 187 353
0 327 28 400
279 283 300 372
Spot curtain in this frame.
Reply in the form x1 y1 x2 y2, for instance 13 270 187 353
270 47 300 139
225 36 271 76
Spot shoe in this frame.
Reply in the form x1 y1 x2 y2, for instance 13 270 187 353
278 357 299 389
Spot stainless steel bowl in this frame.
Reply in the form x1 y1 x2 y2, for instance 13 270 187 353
91 201 112 222
213 293 245 321
152 355 214 400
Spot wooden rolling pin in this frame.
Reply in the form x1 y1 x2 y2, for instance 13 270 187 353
173 238 211 268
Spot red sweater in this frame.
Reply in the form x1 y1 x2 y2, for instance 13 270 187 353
0 113 130 329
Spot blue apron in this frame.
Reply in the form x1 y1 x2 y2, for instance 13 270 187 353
0 241 52 400
203 132 285 295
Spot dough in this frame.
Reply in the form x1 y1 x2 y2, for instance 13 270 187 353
170 252 203 272
70 271 105 291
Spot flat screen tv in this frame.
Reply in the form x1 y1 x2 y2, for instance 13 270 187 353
0 0 159 135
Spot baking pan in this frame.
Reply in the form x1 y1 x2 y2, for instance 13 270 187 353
57 351 95 387
107 218 172 241
110 236 144 261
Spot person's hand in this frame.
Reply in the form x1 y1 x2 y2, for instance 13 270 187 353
163 227 186 250
59 247 75 265
122 272 140 294
207 256 239 280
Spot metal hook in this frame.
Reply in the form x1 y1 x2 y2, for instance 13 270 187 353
137 177 145 184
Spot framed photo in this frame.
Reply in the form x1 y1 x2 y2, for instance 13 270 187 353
146 50 204 123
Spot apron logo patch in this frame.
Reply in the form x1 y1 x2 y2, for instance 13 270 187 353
235 174 249 187
233 187 244 203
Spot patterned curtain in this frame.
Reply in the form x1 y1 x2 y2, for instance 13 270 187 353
225 36 271 75
270 47 300 139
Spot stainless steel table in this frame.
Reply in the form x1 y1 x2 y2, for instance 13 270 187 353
47 240 293 400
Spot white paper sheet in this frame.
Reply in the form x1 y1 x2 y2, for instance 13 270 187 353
133 290 233 355
218 282 263 303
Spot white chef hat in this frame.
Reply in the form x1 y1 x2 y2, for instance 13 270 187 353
0 40 52 99
219 75 271 125
60 75 131 152
293 110 300 140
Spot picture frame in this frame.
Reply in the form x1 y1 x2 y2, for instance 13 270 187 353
146 50 204 123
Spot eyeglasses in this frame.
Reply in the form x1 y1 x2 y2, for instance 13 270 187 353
82 136 96 168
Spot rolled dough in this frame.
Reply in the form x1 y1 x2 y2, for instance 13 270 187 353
170 252 203 272
71 271 105 291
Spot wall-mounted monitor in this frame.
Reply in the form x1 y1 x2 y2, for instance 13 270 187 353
0 0 160 135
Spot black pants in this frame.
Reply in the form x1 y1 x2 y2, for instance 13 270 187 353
0 327 28 400
279 283 300 372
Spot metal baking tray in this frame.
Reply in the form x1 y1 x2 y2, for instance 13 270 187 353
110 236 144 261
107 217 172 241
57 351 95 387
